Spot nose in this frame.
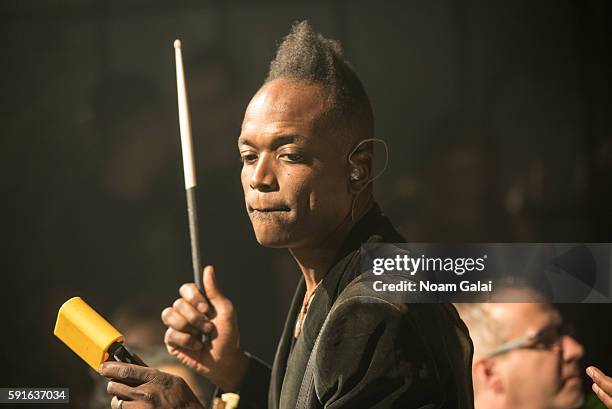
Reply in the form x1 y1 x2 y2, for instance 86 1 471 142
562 335 584 362
249 153 278 192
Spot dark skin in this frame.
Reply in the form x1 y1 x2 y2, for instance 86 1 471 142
100 362 202 409
104 78 373 407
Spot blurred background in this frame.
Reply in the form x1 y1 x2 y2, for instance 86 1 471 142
1 0 611 407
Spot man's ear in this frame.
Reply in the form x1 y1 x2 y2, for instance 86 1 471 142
348 147 372 194
474 357 504 395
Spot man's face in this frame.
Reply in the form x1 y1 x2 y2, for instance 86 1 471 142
238 79 353 248
491 303 584 409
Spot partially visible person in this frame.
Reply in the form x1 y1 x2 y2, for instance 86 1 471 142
587 366 612 409
91 347 209 409
455 299 591 409
101 20 475 409
90 299 212 409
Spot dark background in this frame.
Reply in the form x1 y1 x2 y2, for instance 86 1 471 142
2 0 612 407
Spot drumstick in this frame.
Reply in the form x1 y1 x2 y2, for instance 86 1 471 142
174 39 208 308
174 41 221 408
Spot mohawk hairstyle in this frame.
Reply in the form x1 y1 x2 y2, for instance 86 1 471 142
266 20 374 145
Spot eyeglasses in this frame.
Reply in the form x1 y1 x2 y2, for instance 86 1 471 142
485 323 575 358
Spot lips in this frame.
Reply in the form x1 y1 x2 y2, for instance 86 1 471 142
248 204 291 213
563 370 582 385
565 373 579 379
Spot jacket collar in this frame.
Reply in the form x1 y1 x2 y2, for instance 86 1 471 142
269 202 403 408
300 202 404 355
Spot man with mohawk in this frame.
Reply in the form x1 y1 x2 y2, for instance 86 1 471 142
101 21 474 409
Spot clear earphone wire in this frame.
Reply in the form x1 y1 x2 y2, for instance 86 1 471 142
348 138 389 222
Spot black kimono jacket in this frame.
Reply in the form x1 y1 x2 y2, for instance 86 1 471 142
237 204 474 409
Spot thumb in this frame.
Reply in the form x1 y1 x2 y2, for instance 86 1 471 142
202 265 227 302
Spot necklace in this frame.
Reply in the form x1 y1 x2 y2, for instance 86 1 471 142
294 281 322 338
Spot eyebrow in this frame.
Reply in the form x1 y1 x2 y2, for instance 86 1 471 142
238 133 306 149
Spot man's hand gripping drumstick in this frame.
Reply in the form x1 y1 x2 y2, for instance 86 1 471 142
163 39 250 393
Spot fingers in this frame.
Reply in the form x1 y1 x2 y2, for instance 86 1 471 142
111 396 129 409
161 306 202 337
108 381 148 401
110 393 147 409
174 265 234 321
203 265 222 301
179 281 210 315
589 366 612 392
100 362 158 385
594 383 612 408
164 327 204 352
180 266 230 309
204 266 234 316
172 298 212 333
588 366 612 408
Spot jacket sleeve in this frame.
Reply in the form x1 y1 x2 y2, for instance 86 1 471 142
313 297 445 409
236 353 271 409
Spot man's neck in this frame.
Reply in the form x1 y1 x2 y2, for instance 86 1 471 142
289 197 374 293
289 238 347 293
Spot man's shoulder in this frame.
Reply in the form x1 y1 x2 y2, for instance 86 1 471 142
329 276 455 325
311 276 464 407
322 272 468 349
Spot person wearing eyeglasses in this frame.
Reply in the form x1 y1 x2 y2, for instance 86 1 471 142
455 301 592 409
